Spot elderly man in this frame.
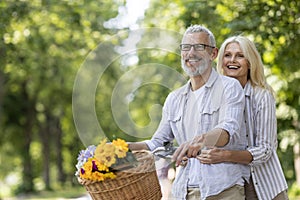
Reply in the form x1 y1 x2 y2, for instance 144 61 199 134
129 24 248 200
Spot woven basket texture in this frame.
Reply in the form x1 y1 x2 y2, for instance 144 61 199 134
79 150 162 200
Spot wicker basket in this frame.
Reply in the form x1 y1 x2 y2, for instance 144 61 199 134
78 150 162 200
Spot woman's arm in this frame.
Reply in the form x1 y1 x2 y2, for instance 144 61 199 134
248 89 276 165
172 128 229 167
198 148 253 165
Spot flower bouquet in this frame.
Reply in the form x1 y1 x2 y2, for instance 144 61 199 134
76 138 162 200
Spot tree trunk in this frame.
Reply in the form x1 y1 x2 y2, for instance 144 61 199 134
0 70 4 126
21 82 35 192
0 42 6 129
40 116 51 190
22 128 34 192
54 115 66 184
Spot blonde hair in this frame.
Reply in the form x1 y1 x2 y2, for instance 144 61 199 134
217 36 274 95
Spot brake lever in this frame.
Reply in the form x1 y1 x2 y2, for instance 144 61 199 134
152 142 178 161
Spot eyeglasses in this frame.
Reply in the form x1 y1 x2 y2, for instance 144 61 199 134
180 44 215 51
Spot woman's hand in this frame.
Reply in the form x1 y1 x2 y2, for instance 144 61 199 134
197 148 227 164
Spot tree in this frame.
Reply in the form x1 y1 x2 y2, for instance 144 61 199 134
1 0 121 193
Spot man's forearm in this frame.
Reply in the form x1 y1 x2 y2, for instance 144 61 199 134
127 142 149 151
203 128 229 147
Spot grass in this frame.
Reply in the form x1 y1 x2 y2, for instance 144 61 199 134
2 187 88 200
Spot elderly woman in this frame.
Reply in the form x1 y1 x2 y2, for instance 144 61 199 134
198 36 288 200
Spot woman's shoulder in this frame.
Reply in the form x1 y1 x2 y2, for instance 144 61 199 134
252 85 275 103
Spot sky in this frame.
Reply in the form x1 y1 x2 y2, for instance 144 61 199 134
104 0 150 29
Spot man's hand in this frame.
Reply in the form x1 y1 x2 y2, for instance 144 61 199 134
172 135 204 167
197 148 226 164
172 141 189 167
187 135 205 157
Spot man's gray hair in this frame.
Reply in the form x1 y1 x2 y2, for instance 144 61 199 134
184 24 216 47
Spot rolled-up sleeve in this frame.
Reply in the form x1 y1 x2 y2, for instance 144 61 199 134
248 89 276 165
214 78 245 146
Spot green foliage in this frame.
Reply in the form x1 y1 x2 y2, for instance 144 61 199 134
0 0 123 195
288 183 300 199
1 0 299 197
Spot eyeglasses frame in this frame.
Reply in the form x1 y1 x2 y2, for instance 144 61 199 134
180 43 215 51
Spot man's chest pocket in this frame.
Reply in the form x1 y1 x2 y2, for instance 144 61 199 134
168 114 181 123
199 105 221 132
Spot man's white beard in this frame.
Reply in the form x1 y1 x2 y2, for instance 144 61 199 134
181 58 209 77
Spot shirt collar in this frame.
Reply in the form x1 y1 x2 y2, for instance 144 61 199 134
244 81 252 97
181 68 218 95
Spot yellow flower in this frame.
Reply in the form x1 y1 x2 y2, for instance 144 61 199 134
94 138 108 155
112 139 128 151
76 138 130 181
95 140 116 167
94 160 109 172
84 158 93 172
94 171 116 181
92 171 105 181
112 139 128 158
79 158 94 179
104 172 116 179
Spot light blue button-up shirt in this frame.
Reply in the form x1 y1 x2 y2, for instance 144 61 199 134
146 69 249 199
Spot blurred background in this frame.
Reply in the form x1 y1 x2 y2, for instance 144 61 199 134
0 0 300 199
